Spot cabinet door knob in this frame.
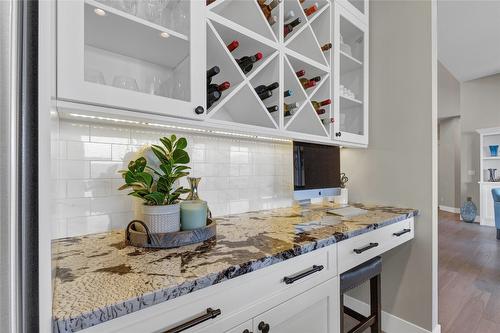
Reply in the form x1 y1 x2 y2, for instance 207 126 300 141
242 330 253 333
195 106 205 115
258 321 270 333
335 132 342 137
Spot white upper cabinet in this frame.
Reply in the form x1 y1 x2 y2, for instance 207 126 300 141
333 3 368 145
57 0 206 119
336 0 368 25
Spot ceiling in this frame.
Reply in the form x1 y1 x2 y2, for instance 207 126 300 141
438 0 500 82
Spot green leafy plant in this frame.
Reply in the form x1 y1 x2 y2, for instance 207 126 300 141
118 135 191 205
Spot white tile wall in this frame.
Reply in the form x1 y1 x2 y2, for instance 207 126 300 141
52 119 294 239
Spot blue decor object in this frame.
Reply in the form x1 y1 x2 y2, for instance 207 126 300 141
489 145 499 157
492 188 500 239
460 197 477 223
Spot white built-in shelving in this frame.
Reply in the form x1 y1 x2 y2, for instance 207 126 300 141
477 127 500 227
56 0 369 147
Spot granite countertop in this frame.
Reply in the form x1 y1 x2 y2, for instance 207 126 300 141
52 203 418 333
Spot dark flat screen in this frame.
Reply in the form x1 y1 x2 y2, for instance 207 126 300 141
293 141 340 190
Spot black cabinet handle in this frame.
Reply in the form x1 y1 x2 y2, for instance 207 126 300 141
195 106 205 114
283 265 324 285
242 330 253 333
393 229 411 237
258 321 270 333
335 132 342 137
353 242 379 254
164 308 221 333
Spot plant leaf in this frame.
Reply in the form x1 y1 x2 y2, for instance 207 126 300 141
170 134 177 143
144 192 165 205
175 137 187 150
124 171 137 184
136 172 153 188
151 145 168 163
173 165 191 172
160 162 172 176
160 137 172 152
172 149 190 164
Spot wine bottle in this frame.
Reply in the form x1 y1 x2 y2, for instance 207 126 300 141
316 108 326 115
267 105 279 113
304 3 318 17
207 81 231 95
268 15 278 26
227 40 239 53
207 90 221 109
284 102 299 113
311 99 331 111
310 76 321 82
255 82 279 95
284 17 301 38
207 66 220 85
258 90 273 101
284 89 293 98
258 0 281 19
236 52 263 74
284 10 295 22
321 43 332 52
295 69 305 78
302 80 316 89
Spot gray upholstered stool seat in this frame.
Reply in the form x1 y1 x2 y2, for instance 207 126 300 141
340 256 382 333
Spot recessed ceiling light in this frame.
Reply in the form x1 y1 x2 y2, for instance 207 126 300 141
160 31 170 38
94 8 106 16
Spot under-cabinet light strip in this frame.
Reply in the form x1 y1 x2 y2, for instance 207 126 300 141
68 113 292 143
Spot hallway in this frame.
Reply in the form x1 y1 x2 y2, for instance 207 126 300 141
439 211 500 332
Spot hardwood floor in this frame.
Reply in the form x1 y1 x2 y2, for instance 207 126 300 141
439 210 500 333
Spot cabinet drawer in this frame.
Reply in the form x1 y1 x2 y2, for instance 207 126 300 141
337 218 414 273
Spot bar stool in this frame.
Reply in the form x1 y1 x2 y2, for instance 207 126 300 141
340 256 382 333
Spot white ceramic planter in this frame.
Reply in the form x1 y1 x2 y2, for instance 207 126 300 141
140 203 180 233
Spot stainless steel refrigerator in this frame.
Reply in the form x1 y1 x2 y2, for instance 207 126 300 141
1 0 39 332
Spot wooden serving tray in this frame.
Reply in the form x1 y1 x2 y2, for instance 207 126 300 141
125 219 216 249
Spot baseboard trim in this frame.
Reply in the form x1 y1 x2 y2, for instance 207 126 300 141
438 205 460 213
344 295 433 333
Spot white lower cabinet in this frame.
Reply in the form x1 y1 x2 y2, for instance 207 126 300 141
252 278 340 333
223 321 253 333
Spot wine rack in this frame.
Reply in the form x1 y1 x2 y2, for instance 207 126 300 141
206 0 334 139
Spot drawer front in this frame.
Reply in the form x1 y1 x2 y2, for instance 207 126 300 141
337 218 413 273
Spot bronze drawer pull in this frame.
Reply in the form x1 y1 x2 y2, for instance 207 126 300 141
164 308 221 333
393 229 411 237
283 265 324 284
353 242 379 254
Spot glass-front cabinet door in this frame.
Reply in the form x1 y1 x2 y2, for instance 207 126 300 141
57 0 206 119
333 3 368 145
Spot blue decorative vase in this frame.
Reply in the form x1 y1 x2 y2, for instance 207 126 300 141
460 197 477 223
489 145 499 157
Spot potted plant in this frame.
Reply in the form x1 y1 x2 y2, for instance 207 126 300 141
119 135 191 233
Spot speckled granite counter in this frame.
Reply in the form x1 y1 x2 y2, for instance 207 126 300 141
52 203 418 333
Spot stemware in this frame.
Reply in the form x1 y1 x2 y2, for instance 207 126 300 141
84 68 106 85
118 0 138 15
144 0 168 24
112 75 139 91
147 75 163 96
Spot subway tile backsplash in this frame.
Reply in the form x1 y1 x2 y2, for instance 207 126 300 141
52 119 294 239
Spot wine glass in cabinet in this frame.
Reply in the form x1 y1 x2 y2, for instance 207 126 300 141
57 0 206 119
333 3 368 145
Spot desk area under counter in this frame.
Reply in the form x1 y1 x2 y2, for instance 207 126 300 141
52 203 417 333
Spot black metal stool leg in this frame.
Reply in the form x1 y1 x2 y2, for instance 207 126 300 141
340 293 345 332
370 274 381 333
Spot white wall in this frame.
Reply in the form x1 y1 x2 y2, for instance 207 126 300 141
438 61 460 118
438 117 461 209
341 0 436 330
460 73 500 208
51 118 293 239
